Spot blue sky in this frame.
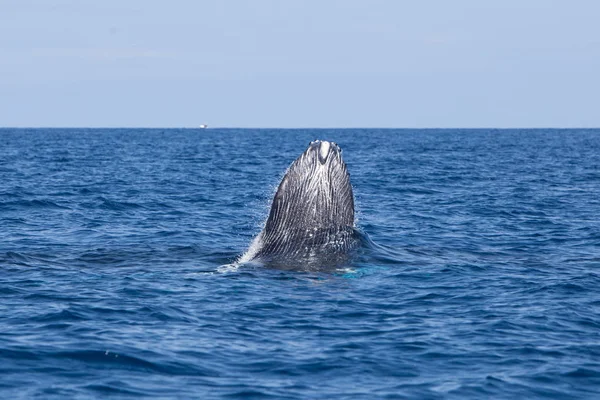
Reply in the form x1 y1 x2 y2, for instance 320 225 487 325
1 0 599 128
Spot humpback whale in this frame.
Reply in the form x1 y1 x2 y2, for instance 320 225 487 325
245 140 359 270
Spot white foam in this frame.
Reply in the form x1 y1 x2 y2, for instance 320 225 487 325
217 263 241 273
237 234 262 264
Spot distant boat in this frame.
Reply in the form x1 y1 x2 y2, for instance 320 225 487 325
199 124 208 129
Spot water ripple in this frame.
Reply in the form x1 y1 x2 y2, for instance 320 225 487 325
0 128 599 398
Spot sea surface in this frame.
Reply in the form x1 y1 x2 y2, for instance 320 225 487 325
1 128 599 399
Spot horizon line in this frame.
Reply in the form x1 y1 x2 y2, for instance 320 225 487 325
1 126 600 130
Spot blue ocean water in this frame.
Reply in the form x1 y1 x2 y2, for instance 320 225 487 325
1 128 599 399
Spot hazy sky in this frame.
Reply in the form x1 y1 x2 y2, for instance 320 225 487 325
1 0 599 128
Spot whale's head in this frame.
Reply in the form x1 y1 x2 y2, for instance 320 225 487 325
251 140 356 264
267 140 354 232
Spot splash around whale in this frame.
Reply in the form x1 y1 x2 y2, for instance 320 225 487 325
241 140 361 271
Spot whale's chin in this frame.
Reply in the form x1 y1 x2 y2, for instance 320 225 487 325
244 140 358 270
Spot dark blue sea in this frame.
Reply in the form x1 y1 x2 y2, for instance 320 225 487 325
1 128 599 399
